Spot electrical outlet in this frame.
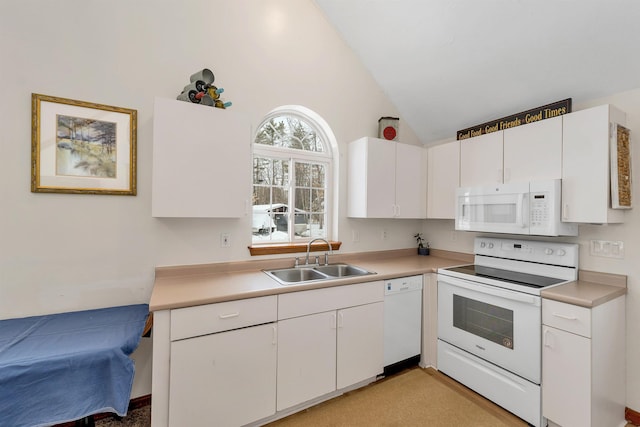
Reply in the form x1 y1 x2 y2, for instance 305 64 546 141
352 230 360 242
221 233 231 248
590 239 624 259
381 229 388 240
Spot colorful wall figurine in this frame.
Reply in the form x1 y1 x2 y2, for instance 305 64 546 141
176 68 232 109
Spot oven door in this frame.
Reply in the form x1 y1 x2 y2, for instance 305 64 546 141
437 275 541 384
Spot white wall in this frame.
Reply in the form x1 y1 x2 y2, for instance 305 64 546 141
0 0 422 398
3 0 640 413
424 87 640 411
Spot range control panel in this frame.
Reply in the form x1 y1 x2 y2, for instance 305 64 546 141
474 237 579 268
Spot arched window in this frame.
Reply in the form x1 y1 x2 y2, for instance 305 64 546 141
252 106 336 245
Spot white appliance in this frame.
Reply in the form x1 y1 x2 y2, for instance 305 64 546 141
437 237 579 427
455 179 578 236
383 276 423 371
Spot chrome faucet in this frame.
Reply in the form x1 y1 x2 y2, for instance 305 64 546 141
305 238 333 265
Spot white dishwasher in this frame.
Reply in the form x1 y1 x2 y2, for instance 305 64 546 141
383 275 423 375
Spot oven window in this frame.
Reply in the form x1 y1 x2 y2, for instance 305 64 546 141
453 295 514 349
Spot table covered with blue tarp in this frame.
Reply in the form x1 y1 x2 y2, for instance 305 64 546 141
0 304 149 427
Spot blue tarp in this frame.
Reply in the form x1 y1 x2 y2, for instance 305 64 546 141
0 304 149 427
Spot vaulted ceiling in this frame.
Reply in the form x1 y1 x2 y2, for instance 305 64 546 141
314 0 640 145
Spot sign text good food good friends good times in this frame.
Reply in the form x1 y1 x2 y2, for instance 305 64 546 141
457 98 572 140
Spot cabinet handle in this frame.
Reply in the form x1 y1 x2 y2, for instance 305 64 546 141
331 313 337 329
552 312 577 320
562 203 569 220
395 205 400 217
218 312 240 319
272 325 277 345
504 168 511 183
338 312 344 328
543 328 553 348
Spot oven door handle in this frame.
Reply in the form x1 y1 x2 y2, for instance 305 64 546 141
440 277 540 306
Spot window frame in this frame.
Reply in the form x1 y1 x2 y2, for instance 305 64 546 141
250 106 338 253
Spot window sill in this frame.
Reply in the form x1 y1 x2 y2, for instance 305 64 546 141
248 241 342 256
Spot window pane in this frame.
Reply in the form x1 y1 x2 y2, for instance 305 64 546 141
253 156 290 243
309 213 327 238
311 164 325 187
294 213 310 237
311 189 324 213
254 115 325 152
295 188 311 211
295 163 311 187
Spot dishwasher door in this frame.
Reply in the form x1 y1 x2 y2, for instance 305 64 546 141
383 276 423 368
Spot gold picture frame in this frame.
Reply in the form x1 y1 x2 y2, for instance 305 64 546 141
31 93 137 195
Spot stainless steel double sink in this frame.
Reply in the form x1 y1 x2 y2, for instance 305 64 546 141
264 264 375 285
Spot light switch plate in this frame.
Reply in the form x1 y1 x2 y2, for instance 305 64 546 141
589 239 624 259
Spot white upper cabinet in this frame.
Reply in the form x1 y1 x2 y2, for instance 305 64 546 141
427 141 460 219
152 97 251 218
562 104 627 224
348 137 426 219
503 116 562 183
459 131 503 187
460 116 563 187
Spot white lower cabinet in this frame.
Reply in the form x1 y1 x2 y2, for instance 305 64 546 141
152 283 385 427
169 322 277 426
542 296 625 427
277 311 337 410
336 302 384 389
277 282 385 411
151 295 278 427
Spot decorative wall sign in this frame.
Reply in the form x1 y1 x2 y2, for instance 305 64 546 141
378 116 399 141
456 98 572 140
611 124 632 209
31 93 137 195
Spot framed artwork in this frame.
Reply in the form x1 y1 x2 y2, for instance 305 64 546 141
31 93 137 195
611 124 632 209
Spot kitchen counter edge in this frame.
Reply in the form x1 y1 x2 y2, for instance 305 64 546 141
540 270 627 308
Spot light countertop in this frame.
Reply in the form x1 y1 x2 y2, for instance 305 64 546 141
150 249 471 311
541 270 627 308
150 248 626 311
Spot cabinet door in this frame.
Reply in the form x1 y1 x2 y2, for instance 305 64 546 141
503 116 562 183
427 141 460 219
168 323 277 426
336 302 384 389
395 142 427 218
562 105 624 223
277 311 337 410
152 97 251 218
542 325 591 427
348 137 396 218
460 131 503 186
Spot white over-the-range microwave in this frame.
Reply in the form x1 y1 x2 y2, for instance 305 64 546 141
455 179 578 236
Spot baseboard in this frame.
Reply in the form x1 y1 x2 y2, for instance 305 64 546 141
626 406 640 425
52 395 151 427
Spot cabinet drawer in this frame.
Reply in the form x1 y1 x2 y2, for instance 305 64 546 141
171 295 277 340
542 299 591 338
278 281 384 320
